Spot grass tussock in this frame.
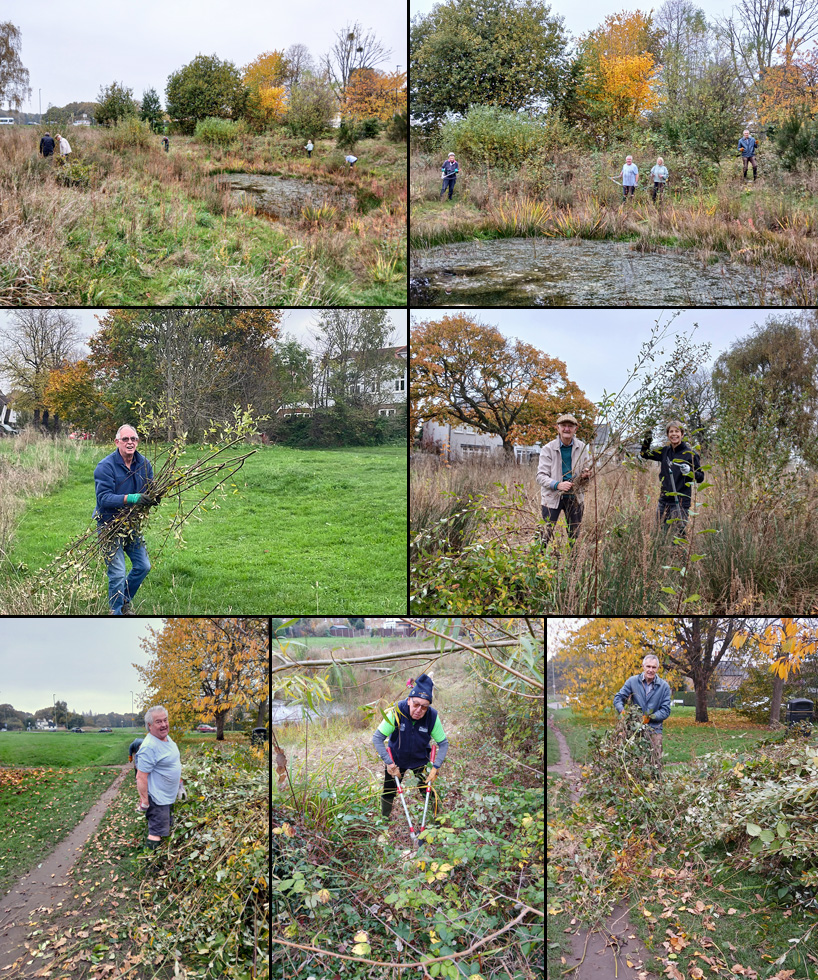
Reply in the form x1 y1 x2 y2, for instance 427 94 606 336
0 126 406 306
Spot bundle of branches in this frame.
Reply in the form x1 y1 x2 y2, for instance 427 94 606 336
584 702 664 799
23 404 265 608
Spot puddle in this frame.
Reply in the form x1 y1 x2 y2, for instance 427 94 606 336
410 237 793 306
217 173 355 220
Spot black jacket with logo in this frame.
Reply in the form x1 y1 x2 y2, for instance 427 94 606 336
640 436 704 506
387 699 438 770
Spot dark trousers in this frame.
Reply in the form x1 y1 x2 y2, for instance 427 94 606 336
381 765 428 818
145 794 175 838
440 175 457 200
541 497 584 546
652 181 665 201
657 501 690 536
742 156 757 179
622 184 635 200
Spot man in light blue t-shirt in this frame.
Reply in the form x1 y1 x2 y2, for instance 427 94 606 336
135 705 184 850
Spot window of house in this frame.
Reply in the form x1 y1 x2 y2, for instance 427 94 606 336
394 378 405 391
379 409 396 416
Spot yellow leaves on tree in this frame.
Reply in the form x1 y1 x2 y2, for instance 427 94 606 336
732 618 815 681
342 68 407 122
243 51 289 127
411 313 597 454
756 41 818 127
43 359 108 432
577 10 659 131
135 618 269 742
556 619 684 717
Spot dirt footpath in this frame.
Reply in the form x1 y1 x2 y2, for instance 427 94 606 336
548 719 660 980
0 764 130 976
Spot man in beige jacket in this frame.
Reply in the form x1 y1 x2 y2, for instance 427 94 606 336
536 414 594 547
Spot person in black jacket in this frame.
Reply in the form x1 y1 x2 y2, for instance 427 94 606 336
39 132 55 157
641 420 704 536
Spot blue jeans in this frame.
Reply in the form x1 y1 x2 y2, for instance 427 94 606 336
100 530 151 614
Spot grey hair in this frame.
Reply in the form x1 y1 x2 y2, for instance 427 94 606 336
144 705 168 729
642 655 660 666
116 424 138 440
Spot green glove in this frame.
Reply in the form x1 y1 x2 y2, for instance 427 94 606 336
125 493 142 505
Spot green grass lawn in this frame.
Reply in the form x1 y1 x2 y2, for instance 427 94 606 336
2 441 407 613
546 731 560 766
550 706 772 766
0 731 135 767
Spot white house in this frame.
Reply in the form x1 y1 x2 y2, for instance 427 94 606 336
0 392 18 433
421 419 541 463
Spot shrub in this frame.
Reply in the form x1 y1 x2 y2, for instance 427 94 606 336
101 116 152 151
54 161 96 189
194 116 248 146
335 120 358 152
386 111 408 142
440 104 550 169
357 117 381 139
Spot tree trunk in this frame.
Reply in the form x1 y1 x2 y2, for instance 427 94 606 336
694 681 709 723
769 673 785 728
215 709 228 741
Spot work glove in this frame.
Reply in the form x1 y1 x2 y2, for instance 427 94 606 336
136 801 150 813
642 714 650 725
387 763 401 778
177 783 187 802
125 493 144 505
678 463 691 476
426 766 439 785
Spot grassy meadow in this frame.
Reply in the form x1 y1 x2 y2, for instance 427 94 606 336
0 125 406 306
410 143 818 304
1 436 407 614
410 451 818 614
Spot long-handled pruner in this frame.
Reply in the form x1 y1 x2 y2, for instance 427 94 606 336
386 746 417 847
418 743 437 850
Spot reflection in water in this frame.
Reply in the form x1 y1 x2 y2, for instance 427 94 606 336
217 173 355 220
410 237 792 307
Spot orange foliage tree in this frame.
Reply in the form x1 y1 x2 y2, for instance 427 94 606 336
43 359 109 433
135 618 269 742
411 313 597 454
757 41 818 126
243 50 289 128
575 10 660 134
342 68 407 122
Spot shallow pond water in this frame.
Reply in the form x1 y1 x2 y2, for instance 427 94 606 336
410 237 793 307
217 173 355 220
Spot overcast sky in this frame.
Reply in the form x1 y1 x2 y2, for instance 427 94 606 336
411 308 775 404
0 618 165 715
410 0 735 40
8 0 405 113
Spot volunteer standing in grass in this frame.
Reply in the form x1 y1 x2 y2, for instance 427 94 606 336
372 674 448 820
650 157 669 201
135 706 185 851
613 655 672 770
440 152 459 201
537 414 594 548
641 420 704 536
738 129 758 181
621 154 638 202
93 424 158 616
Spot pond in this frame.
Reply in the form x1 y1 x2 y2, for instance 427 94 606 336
217 173 355 220
410 237 794 307
271 699 352 724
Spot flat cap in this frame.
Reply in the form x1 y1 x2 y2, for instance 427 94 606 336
556 413 578 425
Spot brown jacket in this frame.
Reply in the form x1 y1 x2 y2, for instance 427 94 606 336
536 437 594 508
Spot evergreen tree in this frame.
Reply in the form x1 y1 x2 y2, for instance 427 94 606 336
140 86 164 133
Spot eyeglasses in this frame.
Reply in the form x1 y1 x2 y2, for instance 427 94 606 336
119 437 138 442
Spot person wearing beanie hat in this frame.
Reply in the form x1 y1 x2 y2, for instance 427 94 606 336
641 420 705 535
372 673 449 820
536 414 594 548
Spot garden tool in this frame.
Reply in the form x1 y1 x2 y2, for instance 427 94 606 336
386 746 418 848
417 743 438 851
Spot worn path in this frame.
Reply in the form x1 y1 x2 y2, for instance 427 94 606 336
0 764 130 976
548 717 660 979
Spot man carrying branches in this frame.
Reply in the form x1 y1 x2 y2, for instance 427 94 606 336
613 654 672 772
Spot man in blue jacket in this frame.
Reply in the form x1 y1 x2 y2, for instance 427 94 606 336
93 424 158 616
738 129 758 181
613 655 672 769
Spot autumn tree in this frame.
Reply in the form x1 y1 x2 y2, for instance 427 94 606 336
342 68 406 122
411 314 597 456
322 21 390 97
284 43 315 92
136 618 269 742
243 50 289 129
89 308 284 440
43 359 108 433
757 40 818 126
571 10 661 137
411 0 568 126
0 21 31 111
0 309 82 428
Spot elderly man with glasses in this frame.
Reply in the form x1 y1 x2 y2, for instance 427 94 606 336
613 655 672 770
372 674 449 820
93 424 159 616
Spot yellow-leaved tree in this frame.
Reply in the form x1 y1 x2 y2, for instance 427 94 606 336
575 10 660 136
756 41 818 127
732 617 818 726
243 50 289 129
342 68 406 122
135 618 269 742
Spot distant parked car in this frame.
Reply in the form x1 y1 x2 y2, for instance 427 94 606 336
196 724 217 733
71 727 84 733
98 727 112 733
